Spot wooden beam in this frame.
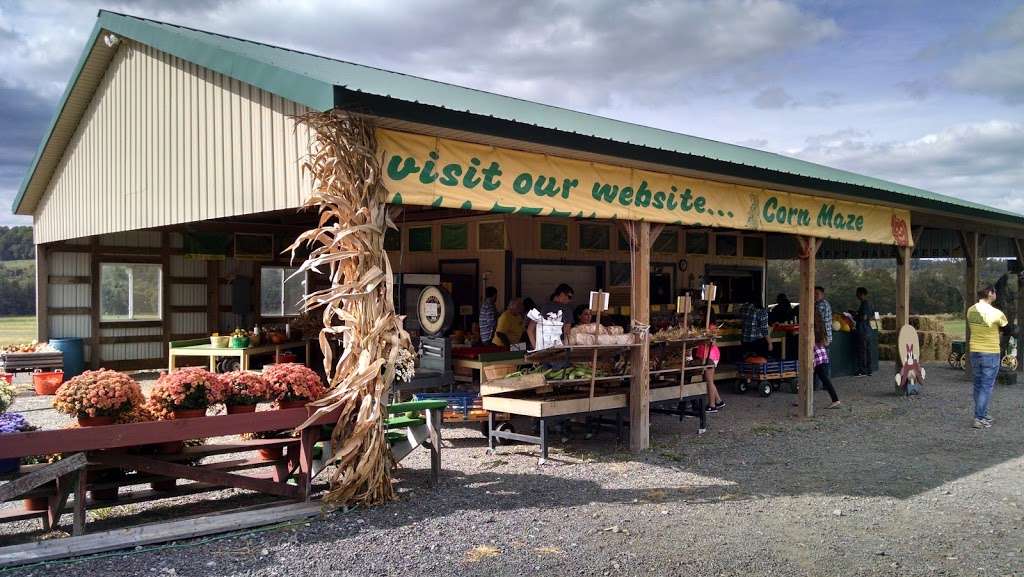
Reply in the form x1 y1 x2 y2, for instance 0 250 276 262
629 221 651 452
47 275 90 285
98 335 165 345
99 320 163 329
1014 239 1024 373
207 260 220 335
797 236 820 418
895 244 912 336
0 453 86 503
89 236 101 370
91 453 298 498
168 276 208 285
0 408 338 459
47 307 92 315
961 231 979 380
0 501 323 568
169 305 207 313
35 245 48 342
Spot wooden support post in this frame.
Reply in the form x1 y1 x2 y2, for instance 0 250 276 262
629 221 651 452
797 236 821 418
35 244 48 342
207 260 220 335
161 232 171 365
960 231 979 379
72 468 86 536
895 245 911 332
1015 239 1024 373
89 236 100 369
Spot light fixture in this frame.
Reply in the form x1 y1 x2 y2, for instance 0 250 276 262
103 33 120 48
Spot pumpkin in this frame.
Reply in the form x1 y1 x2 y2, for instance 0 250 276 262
745 355 769 364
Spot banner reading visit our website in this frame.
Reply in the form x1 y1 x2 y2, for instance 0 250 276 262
377 128 912 246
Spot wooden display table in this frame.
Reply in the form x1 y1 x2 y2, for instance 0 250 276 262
168 338 310 372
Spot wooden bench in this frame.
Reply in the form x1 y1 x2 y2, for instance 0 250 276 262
0 400 447 538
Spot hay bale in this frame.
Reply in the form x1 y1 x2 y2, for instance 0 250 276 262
878 344 897 361
918 315 946 332
878 330 898 345
881 315 899 331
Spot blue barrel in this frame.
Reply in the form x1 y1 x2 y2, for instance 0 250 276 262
49 338 85 379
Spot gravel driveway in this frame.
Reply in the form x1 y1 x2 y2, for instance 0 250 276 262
4 363 1023 576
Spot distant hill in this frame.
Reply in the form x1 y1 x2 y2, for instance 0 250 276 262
0 226 33 261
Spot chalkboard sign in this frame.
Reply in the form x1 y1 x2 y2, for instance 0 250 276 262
540 223 568 251
409 226 432 252
384 228 401 251
579 223 610 251
686 231 709 255
609 262 631 287
234 233 274 261
478 221 505 250
743 236 764 258
440 223 468 250
716 234 738 257
653 229 678 253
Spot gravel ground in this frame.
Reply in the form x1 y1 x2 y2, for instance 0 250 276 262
3 363 1024 576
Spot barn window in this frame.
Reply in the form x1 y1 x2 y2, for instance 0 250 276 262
100 263 162 321
260 266 306 317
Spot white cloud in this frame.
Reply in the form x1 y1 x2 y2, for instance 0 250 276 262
946 5 1024 105
792 121 1024 213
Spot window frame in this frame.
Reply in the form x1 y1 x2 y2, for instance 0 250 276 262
99 262 163 323
259 265 308 318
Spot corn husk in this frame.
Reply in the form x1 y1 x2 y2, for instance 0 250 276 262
289 110 409 507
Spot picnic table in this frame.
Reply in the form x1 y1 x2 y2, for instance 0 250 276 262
168 338 311 372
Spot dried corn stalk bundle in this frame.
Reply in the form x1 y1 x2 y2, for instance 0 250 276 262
288 110 410 506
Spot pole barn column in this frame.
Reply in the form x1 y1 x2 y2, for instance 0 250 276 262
895 244 911 345
1015 239 1024 373
35 244 49 342
629 221 651 452
797 236 821 418
960 231 979 380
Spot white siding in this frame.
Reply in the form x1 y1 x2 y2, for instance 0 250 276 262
47 251 92 362
33 40 313 243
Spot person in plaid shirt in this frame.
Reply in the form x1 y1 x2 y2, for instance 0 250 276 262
739 296 772 358
814 286 832 345
813 307 841 408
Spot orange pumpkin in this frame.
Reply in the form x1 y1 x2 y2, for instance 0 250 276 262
745 355 769 364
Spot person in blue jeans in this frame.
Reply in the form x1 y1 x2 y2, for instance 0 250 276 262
967 286 1007 429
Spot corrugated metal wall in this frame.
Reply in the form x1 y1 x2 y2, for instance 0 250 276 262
33 40 313 244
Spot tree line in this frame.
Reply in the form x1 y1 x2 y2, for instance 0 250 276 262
766 258 1017 318
0 226 35 316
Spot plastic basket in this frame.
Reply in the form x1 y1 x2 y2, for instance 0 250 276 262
32 369 64 395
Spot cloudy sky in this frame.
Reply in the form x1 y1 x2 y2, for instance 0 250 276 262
1 0 1022 225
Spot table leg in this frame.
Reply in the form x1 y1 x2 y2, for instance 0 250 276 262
209 355 216 372
169 352 176 374
242 352 249 371
72 468 86 536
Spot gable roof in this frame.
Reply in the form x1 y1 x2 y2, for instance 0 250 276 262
15 10 1024 230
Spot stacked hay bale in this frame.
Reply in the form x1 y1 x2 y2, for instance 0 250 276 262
876 315 952 361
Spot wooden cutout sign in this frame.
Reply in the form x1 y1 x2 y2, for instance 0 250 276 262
895 324 925 395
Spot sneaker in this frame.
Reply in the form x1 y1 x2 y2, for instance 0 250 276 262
715 401 726 409
973 419 992 429
855 373 867 378
826 401 842 409
982 415 994 424
705 405 719 413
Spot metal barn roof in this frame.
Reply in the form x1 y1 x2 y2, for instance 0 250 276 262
14 10 1024 231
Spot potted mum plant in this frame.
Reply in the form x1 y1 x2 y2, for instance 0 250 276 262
0 413 33 474
263 363 327 409
221 371 271 414
147 367 226 420
52 369 145 426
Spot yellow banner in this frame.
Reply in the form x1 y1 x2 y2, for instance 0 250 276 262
378 129 912 246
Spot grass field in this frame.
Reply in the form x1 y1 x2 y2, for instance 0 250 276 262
944 319 965 339
0 316 36 346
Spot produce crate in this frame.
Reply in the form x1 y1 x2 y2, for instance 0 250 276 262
0 351 63 373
